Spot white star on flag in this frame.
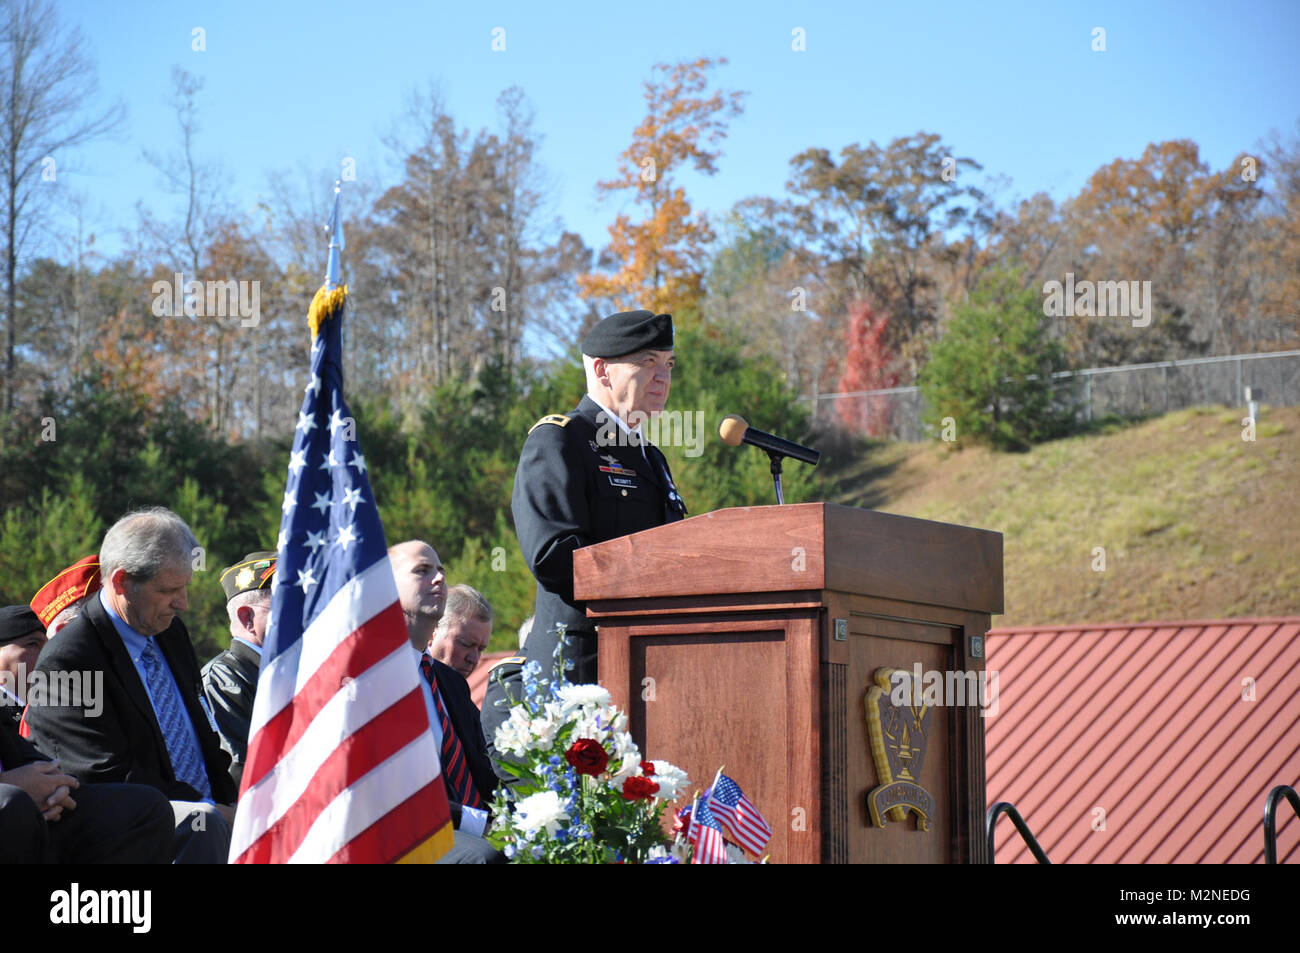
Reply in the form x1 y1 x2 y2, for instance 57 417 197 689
311 491 332 514
328 409 347 437
289 450 307 475
335 524 357 551
304 529 327 554
296 567 317 593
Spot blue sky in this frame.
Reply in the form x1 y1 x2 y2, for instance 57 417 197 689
52 0 1300 264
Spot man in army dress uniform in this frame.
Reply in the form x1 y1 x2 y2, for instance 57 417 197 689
510 310 688 688
201 551 276 789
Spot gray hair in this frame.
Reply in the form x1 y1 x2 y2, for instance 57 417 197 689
226 587 271 619
99 507 199 583
227 587 271 638
518 615 533 649
436 584 493 632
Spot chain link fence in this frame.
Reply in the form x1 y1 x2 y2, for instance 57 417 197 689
808 350 1300 442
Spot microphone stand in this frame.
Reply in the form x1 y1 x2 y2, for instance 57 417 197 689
768 451 785 505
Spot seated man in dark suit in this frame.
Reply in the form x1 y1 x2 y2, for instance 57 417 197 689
388 540 502 864
0 604 173 864
24 507 239 863
202 551 276 789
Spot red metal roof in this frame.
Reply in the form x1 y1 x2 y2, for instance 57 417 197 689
986 618 1300 864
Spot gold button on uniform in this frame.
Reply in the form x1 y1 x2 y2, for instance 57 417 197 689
621 489 628 496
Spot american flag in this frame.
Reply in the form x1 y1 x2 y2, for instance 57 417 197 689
687 795 729 865
706 774 771 855
228 186 452 864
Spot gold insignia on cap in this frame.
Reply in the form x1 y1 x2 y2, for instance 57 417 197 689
235 567 255 589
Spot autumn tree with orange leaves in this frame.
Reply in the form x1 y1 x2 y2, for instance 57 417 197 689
579 58 744 316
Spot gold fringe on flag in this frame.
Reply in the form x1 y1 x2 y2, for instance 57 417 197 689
395 824 456 864
307 283 349 340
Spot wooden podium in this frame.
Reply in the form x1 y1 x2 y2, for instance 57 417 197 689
574 502 1002 864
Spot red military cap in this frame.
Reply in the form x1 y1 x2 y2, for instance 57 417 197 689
30 555 103 628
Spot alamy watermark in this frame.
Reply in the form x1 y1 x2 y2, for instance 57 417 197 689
0 665 103 717
152 272 260 327
596 410 705 458
1043 273 1151 328
889 664 999 717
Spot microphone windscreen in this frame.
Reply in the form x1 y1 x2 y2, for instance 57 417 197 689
718 414 748 447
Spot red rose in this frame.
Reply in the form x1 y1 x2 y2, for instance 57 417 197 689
621 776 660 800
565 738 610 776
640 761 655 775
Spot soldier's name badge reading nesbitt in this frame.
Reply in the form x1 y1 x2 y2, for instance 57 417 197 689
607 475 638 489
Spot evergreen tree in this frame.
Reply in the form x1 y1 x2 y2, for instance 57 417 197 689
919 268 1074 450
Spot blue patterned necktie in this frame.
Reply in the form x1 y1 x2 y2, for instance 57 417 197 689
140 640 211 800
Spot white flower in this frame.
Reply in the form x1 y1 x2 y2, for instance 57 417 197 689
527 702 563 750
557 683 611 713
610 727 639 762
494 705 533 756
609 751 642 792
725 843 753 864
569 710 607 743
514 790 570 838
648 760 689 801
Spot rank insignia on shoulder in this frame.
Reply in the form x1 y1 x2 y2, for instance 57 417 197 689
528 414 572 435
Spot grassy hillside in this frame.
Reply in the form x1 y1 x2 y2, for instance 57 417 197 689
826 406 1299 627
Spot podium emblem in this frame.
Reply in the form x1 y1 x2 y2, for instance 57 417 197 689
864 667 934 831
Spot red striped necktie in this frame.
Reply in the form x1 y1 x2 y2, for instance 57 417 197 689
419 654 481 809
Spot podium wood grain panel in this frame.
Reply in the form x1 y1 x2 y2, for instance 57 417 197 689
584 503 1002 864
603 612 821 865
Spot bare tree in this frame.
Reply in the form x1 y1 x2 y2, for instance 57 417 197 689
0 0 122 412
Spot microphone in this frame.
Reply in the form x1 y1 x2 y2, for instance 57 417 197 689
718 414 821 466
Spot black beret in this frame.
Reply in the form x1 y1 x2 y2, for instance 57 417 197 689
0 604 44 644
220 552 277 601
581 310 673 359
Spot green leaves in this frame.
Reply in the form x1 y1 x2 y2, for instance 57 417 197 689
919 268 1075 451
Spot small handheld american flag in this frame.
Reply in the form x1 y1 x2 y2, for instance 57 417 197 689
705 773 772 856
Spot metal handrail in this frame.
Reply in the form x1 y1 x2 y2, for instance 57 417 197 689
986 801 1051 864
1263 785 1300 864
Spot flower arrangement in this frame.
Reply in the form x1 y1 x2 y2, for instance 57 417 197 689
486 651 689 864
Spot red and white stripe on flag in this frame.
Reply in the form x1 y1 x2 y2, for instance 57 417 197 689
228 560 453 863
